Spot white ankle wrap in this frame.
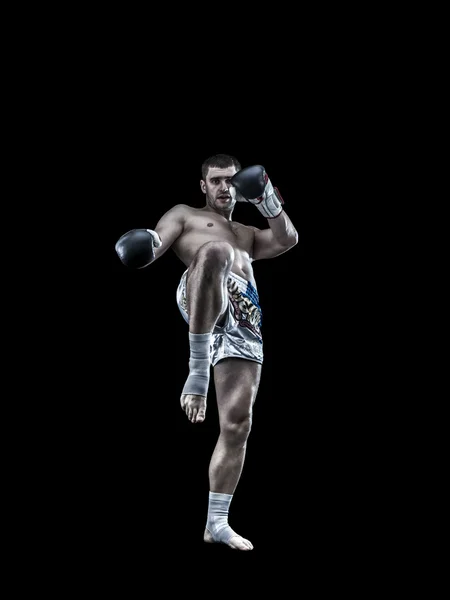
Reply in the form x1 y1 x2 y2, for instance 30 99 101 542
182 332 212 396
206 491 237 544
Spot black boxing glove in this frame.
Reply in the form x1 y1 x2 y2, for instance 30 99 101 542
229 165 284 219
115 228 162 268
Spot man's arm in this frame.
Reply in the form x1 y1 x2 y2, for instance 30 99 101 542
252 211 298 260
150 204 187 263
115 204 187 268
229 164 298 261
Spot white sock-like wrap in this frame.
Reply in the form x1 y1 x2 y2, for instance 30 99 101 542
181 332 212 397
206 491 238 544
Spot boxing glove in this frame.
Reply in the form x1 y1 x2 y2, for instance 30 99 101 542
115 228 161 269
230 165 284 219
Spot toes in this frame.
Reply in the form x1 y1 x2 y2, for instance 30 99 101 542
181 395 207 423
241 536 253 550
229 535 253 551
196 407 206 422
234 542 250 551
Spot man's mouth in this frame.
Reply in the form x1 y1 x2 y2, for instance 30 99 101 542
217 195 230 200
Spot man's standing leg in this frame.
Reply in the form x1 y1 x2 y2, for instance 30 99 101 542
204 357 261 551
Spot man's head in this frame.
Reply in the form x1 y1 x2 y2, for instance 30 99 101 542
200 154 241 214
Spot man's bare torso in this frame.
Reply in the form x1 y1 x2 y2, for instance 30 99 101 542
172 206 257 288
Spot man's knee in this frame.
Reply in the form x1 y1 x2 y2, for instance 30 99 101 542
195 241 235 272
222 412 253 443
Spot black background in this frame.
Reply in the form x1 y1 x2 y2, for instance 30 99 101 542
9 4 413 589
46 35 395 586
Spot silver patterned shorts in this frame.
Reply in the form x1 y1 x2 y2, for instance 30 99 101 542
176 269 264 366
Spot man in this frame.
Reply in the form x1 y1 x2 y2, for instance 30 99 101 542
115 154 298 551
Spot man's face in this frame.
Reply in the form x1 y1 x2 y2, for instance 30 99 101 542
201 166 238 210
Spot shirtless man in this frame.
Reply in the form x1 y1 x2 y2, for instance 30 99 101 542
115 154 298 551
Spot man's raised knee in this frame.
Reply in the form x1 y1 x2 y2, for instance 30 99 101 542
197 241 235 270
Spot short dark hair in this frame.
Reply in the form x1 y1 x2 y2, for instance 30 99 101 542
201 154 241 180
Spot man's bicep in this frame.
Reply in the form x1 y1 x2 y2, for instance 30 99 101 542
152 205 186 259
252 228 292 260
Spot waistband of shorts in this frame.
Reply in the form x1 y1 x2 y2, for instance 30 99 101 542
181 268 255 290
228 270 251 288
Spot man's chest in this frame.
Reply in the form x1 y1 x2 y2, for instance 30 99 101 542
193 217 252 245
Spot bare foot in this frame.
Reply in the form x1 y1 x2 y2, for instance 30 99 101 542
180 394 207 423
203 527 253 551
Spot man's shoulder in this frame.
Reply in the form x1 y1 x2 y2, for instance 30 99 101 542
169 203 193 212
166 203 197 217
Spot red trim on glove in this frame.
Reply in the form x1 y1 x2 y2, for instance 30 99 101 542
274 187 284 204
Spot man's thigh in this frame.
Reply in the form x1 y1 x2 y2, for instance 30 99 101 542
213 358 262 419
185 264 230 325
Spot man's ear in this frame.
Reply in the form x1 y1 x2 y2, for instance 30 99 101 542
200 180 206 194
